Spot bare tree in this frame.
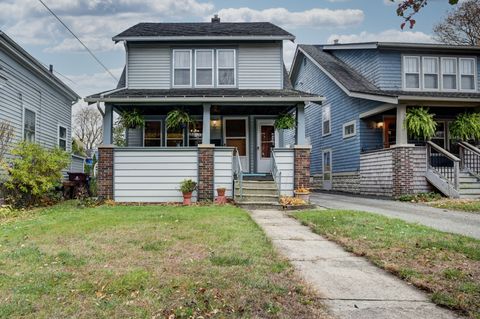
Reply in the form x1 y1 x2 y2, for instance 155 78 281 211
73 105 103 152
0 120 14 161
434 1 480 46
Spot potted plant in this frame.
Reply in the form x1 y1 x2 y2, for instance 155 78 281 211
215 187 227 204
166 108 195 130
119 109 144 129
294 186 310 202
449 112 480 142
274 113 296 130
179 179 197 205
217 187 226 197
404 107 437 140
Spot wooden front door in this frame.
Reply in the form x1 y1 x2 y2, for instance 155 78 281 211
383 117 396 148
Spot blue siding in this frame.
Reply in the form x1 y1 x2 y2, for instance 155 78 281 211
331 49 381 87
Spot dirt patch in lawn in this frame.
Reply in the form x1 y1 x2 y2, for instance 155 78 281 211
427 199 480 213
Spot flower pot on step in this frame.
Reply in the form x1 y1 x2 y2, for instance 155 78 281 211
182 192 193 205
294 191 310 203
215 188 227 204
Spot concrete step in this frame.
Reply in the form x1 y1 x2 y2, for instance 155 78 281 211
235 194 279 203
235 180 277 186
460 177 480 183
459 183 480 189
234 187 278 196
460 195 480 199
459 188 480 195
236 202 283 210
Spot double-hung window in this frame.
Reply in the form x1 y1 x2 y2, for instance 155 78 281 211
422 57 439 90
404 56 420 89
460 58 476 91
173 50 192 87
195 50 213 87
217 49 235 86
322 104 331 136
24 108 36 142
343 120 356 139
442 57 458 90
58 126 67 150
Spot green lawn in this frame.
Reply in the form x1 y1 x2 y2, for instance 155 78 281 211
294 210 480 319
0 202 329 319
428 199 480 213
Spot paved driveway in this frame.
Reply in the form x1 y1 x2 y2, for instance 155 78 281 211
311 192 480 240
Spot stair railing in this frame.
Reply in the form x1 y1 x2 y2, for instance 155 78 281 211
459 141 480 179
233 148 244 200
426 141 460 190
271 151 282 198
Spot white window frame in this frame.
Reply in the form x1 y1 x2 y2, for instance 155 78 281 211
342 120 356 139
322 104 331 137
143 120 162 147
441 57 459 92
22 107 37 142
459 57 477 92
422 56 440 91
403 56 421 91
216 49 236 87
58 124 67 150
172 49 192 88
194 49 214 88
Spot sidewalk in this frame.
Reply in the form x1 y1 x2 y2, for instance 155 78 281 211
250 209 461 319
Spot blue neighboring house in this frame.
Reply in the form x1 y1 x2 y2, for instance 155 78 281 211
289 42 480 199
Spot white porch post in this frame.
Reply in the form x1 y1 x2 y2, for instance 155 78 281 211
102 103 113 145
295 102 306 145
395 104 408 146
202 103 211 145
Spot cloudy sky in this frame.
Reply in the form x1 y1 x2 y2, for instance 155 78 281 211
0 0 455 99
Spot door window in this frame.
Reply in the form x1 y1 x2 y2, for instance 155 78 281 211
323 150 332 181
260 125 275 159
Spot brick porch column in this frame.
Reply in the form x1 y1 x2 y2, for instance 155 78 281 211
391 145 415 197
294 145 312 190
198 144 214 201
97 145 114 200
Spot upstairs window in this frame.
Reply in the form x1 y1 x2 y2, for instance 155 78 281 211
195 50 213 87
173 50 192 87
422 57 439 90
322 104 331 136
58 126 67 150
217 49 235 86
442 57 458 90
404 56 420 89
24 108 36 142
460 58 476 91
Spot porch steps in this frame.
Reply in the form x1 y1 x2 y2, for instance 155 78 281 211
234 179 281 209
459 172 480 199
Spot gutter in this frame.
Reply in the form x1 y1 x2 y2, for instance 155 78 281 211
113 35 296 42
84 96 324 103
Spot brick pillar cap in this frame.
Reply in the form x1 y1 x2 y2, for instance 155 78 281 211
198 144 215 149
98 144 116 149
294 145 312 150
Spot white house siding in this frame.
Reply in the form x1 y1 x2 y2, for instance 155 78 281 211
113 148 198 202
127 44 171 89
273 149 294 196
0 50 72 154
237 43 282 89
214 148 234 198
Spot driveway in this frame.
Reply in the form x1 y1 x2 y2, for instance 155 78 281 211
311 192 480 239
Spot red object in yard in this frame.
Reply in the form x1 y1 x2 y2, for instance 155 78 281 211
183 192 192 205
215 188 227 204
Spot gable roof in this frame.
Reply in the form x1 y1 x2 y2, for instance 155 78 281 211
113 22 295 42
321 42 480 53
0 31 80 101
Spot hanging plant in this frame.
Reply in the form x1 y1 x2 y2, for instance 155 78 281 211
449 112 480 141
166 108 195 130
119 109 144 129
404 107 437 140
274 113 296 130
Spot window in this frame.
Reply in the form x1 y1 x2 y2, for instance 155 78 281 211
404 56 420 89
144 121 162 147
442 57 458 90
322 104 331 136
173 50 192 87
195 50 213 87
167 126 184 147
188 121 203 146
217 49 235 86
422 57 439 90
224 119 247 156
460 58 476 91
343 120 356 139
58 125 67 150
24 108 36 142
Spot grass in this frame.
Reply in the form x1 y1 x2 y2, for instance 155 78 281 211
0 202 329 319
428 199 480 213
293 209 480 319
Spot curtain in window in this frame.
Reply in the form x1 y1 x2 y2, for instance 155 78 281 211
405 57 420 89
24 109 35 142
196 50 213 86
442 58 457 90
423 58 438 89
218 50 235 85
460 59 475 90
174 51 191 86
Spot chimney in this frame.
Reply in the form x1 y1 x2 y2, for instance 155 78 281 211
49 64 53 74
211 14 220 23
333 39 339 45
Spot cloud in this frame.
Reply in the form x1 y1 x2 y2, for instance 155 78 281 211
64 67 124 98
327 29 435 44
215 7 364 28
283 41 297 69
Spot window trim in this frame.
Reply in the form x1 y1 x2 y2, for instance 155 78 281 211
322 104 331 137
57 124 67 150
421 56 440 91
342 120 357 139
441 57 459 92
143 120 163 147
22 107 37 142
403 56 421 91
194 49 214 88
216 49 236 88
459 57 477 92
172 49 192 88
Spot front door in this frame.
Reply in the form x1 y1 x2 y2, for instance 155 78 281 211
223 117 249 172
323 149 332 190
256 120 277 173
383 116 396 148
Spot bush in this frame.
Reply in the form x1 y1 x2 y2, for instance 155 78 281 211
2 142 70 208
397 192 442 203
179 179 197 194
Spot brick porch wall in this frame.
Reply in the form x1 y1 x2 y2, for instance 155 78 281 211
294 146 311 189
98 146 114 200
198 145 214 201
392 146 415 197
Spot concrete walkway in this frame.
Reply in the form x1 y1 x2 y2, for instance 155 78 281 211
311 192 480 239
250 209 461 319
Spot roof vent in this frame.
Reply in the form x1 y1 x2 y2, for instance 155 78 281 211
333 39 339 45
211 14 220 23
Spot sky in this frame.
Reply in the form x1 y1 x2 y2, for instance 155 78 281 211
0 0 458 101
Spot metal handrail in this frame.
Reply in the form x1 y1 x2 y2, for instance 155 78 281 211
459 141 480 178
426 141 460 190
271 150 282 197
233 148 244 199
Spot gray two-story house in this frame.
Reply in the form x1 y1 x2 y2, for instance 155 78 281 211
290 42 480 199
86 17 322 203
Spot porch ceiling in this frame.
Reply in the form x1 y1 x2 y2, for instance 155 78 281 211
113 104 295 115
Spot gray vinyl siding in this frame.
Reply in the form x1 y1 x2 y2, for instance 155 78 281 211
70 155 85 173
127 44 171 89
272 149 294 196
235 43 283 89
126 128 143 147
214 148 234 198
0 49 72 155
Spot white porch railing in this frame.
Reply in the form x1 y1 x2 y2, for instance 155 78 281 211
232 148 244 200
271 151 282 197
